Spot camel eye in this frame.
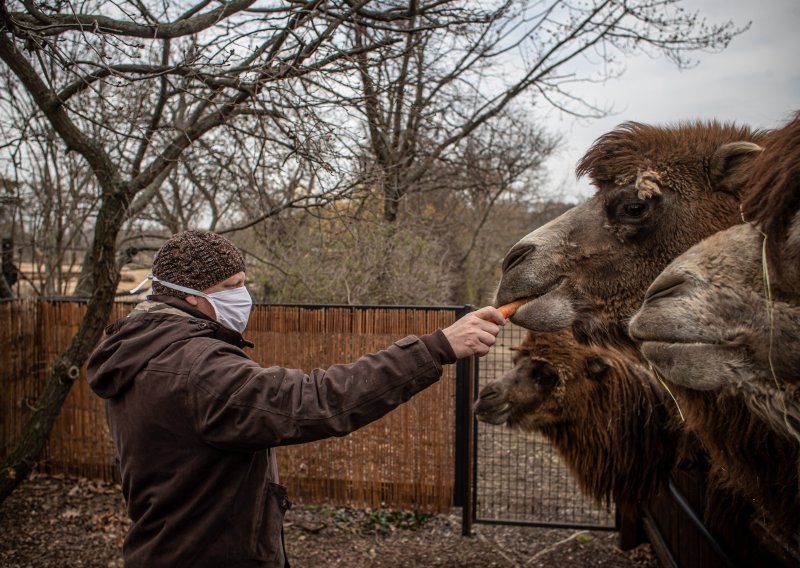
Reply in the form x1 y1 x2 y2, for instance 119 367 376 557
610 197 655 224
537 369 560 389
530 360 560 390
623 202 647 217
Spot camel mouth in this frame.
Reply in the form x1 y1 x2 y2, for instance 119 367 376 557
496 276 568 308
529 277 567 303
502 279 576 332
629 311 742 346
640 339 735 356
639 341 744 391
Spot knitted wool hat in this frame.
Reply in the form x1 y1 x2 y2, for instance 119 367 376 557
151 231 245 298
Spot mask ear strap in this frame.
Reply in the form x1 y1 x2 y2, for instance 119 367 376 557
129 273 208 298
130 273 153 294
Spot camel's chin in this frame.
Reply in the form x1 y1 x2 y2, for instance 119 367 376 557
640 341 744 391
509 289 576 332
475 411 510 426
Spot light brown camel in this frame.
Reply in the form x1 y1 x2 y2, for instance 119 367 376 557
495 121 767 346
473 329 687 516
628 114 800 542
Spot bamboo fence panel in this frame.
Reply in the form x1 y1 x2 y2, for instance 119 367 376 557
247 305 458 513
37 300 137 481
0 300 40 463
0 300 459 513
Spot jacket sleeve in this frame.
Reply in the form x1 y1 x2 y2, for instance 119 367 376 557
187 332 456 451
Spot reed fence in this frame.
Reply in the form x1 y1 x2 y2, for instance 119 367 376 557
0 299 461 513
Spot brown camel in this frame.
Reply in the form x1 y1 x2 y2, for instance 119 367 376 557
473 329 686 515
495 120 767 346
628 113 800 544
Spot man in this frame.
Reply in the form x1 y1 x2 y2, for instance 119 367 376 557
87 230 504 567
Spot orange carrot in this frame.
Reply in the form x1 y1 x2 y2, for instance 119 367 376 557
498 299 527 319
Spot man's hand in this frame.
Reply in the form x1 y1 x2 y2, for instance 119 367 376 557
442 306 506 358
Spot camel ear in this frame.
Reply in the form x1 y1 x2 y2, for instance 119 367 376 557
585 355 613 380
709 141 762 196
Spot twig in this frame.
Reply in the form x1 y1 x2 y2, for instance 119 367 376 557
524 530 589 566
285 521 327 534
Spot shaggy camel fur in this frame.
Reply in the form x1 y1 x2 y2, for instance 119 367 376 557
741 111 800 301
495 120 767 346
473 329 685 515
629 113 800 542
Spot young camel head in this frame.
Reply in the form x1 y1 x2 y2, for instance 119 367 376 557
474 329 682 514
474 330 619 430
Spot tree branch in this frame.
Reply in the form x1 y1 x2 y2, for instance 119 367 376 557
8 0 257 39
0 33 122 196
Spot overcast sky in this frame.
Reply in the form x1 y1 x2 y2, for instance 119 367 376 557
541 0 800 200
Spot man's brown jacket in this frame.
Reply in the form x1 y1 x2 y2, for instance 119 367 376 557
87 296 456 567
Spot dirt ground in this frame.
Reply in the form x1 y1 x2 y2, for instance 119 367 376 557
0 473 657 567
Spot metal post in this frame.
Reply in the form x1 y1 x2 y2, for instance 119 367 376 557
452 306 476 536
461 355 476 536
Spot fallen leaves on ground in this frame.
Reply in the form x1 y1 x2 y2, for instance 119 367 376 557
1 474 657 567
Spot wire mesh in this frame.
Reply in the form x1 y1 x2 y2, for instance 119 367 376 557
474 323 616 528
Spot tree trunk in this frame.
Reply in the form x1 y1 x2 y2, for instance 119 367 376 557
0 357 78 500
0 194 126 504
72 246 94 298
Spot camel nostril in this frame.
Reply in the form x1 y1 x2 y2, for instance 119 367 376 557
644 273 688 303
502 244 535 273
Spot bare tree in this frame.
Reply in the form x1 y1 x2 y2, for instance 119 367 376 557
426 114 559 303
332 0 745 302
351 0 746 223
1 120 99 296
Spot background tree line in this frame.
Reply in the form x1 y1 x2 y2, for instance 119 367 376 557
0 0 744 502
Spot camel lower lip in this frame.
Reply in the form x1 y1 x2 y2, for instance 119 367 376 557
506 281 576 332
475 410 510 425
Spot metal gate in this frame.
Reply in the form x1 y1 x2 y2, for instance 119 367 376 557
455 322 617 534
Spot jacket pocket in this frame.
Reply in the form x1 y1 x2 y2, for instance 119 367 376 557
253 482 292 562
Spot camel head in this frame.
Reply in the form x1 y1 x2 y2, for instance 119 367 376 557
474 329 682 514
474 329 641 431
629 223 800 434
496 121 765 346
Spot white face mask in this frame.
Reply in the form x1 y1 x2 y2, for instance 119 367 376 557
131 273 253 333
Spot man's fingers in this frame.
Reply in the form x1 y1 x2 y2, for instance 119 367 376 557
476 330 498 356
464 328 498 357
441 306 505 359
472 319 500 336
472 305 506 325
477 329 497 347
